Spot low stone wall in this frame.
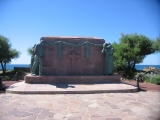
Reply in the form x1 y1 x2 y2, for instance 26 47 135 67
14 67 30 72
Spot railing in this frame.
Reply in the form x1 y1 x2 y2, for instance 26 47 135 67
11 72 18 81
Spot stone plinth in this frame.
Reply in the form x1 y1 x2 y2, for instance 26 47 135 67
40 36 105 76
25 74 120 84
40 36 104 43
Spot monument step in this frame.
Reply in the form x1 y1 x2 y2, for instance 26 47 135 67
25 74 121 84
6 81 138 94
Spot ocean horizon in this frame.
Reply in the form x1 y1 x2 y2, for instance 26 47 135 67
0 64 160 70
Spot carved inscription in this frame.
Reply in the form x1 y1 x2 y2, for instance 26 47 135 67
67 51 80 73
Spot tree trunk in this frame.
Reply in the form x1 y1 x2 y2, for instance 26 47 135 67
4 62 6 71
132 61 136 72
0 61 5 75
127 61 131 70
127 61 133 78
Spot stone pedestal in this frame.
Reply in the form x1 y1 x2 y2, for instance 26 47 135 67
25 74 120 84
25 36 118 84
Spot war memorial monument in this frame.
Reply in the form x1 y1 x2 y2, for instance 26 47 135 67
6 36 137 94
26 36 117 84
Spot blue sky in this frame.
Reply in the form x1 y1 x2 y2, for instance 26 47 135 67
0 0 160 65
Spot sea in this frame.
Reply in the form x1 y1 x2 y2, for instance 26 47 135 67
0 64 30 70
0 64 160 70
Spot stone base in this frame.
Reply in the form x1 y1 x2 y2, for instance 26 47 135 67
6 81 138 94
25 74 120 84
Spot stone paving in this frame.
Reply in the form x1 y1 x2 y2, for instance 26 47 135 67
0 91 160 120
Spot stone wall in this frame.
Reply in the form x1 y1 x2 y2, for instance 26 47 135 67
41 37 105 76
14 67 30 72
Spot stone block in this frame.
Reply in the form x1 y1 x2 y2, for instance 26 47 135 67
25 75 120 84
27 36 116 84
40 36 105 76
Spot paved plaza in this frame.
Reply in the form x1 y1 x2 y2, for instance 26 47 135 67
0 91 160 120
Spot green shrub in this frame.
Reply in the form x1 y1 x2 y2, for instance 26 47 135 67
1 69 26 81
2 76 10 81
144 79 150 83
6 70 15 74
123 69 136 79
143 74 151 82
14 69 25 75
150 76 160 85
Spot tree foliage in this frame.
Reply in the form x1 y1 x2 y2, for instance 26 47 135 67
27 47 34 56
0 35 20 74
113 33 154 78
153 37 160 52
